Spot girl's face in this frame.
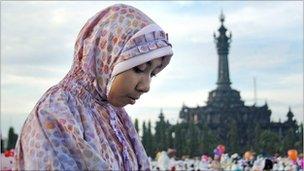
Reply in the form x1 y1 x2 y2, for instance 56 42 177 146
108 57 163 107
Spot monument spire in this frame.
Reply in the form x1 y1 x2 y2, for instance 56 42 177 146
207 11 243 107
213 11 232 90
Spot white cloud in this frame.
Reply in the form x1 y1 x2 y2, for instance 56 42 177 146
138 2 302 44
2 74 61 88
133 90 208 109
228 3 302 38
239 73 303 122
173 1 197 6
230 49 291 72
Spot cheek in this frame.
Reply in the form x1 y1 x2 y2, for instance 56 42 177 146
108 85 124 105
107 74 138 106
119 72 139 93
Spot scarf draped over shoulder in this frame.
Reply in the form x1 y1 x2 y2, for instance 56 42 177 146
13 3 173 170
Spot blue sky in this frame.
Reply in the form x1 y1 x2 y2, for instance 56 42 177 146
1 1 303 136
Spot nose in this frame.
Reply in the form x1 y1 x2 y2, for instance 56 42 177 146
136 76 150 93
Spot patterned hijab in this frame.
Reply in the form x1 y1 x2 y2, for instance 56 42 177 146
65 4 173 169
14 3 172 171
69 3 172 100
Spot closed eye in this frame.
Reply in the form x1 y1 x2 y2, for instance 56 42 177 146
133 67 157 78
133 67 144 73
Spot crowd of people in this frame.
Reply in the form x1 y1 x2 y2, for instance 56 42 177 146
1 147 304 171
151 147 304 171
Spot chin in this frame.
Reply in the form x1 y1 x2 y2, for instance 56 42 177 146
109 101 126 108
110 102 124 108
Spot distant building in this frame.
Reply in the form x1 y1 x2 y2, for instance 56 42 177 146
179 12 299 146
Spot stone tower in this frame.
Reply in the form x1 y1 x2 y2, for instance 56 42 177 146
207 11 244 108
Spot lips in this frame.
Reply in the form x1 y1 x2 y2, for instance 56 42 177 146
127 95 140 105
128 95 140 100
127 97 136 105
130 97 139 100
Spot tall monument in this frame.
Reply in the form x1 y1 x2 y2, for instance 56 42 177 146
214 11 232 89
179 12 297 149
207 12 244 108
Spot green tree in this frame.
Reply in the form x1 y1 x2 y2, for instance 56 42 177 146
7 127 18 150
146 121 155 158
199 123 219 155
142 122 148 152
187 122 200 157
141 121 156 158
1 138 4 152
154 111 169 151
227 119 238 153
281 128 297 153
253 123 262 153
294 123 303 152
173 123 183 158
180 126 190 156
134 118 139 134
257 129 280 155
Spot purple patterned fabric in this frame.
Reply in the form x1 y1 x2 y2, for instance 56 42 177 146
13 4 172 170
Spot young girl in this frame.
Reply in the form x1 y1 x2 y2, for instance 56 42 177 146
13 4 173 170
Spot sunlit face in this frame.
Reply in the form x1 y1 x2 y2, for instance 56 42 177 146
108 57 163 107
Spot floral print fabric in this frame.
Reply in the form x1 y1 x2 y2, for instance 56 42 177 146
13 3 172 170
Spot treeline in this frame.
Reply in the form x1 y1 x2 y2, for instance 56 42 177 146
137 113 303 159
2 117 302 160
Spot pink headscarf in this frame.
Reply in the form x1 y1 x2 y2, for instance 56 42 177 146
13 4 172 170
71 3 172 99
